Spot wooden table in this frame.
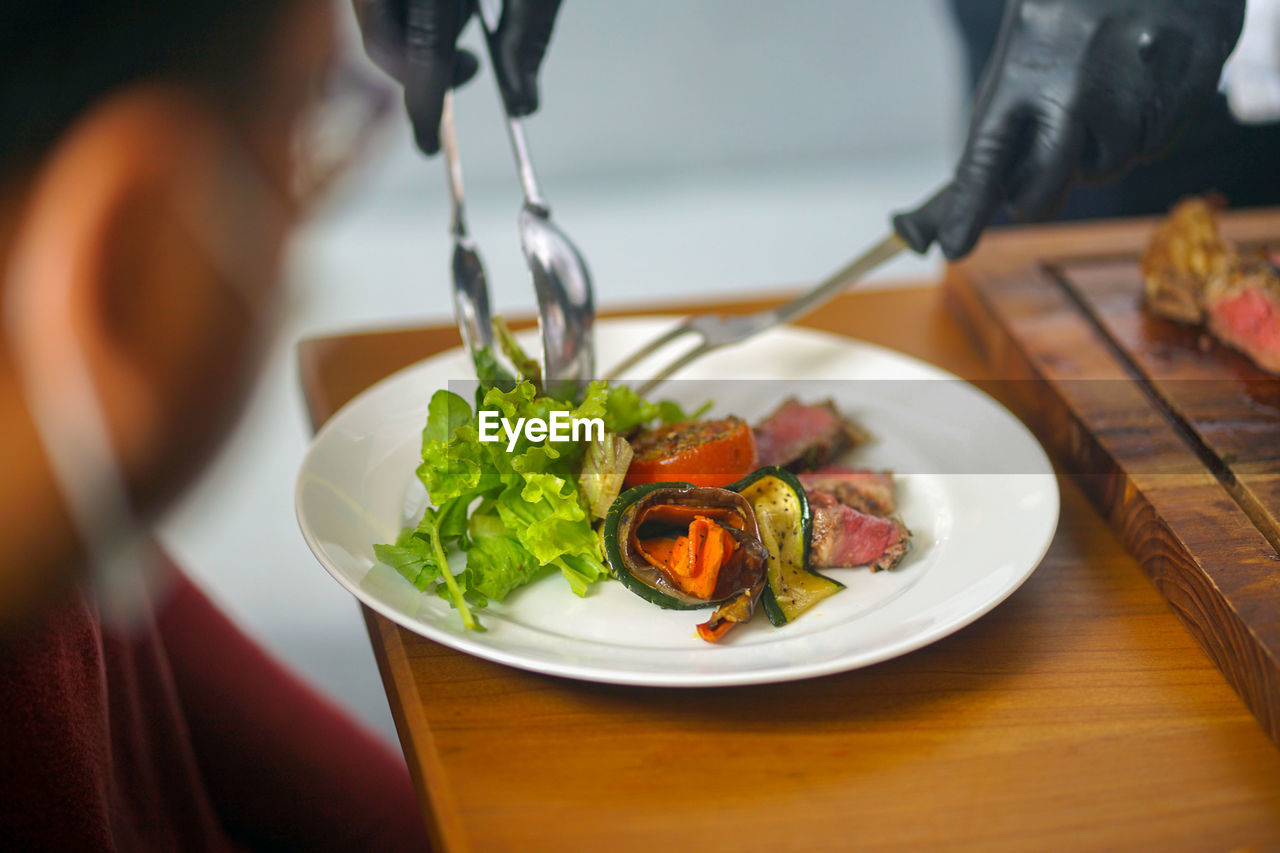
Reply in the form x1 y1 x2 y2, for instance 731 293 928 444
299 282 1280 852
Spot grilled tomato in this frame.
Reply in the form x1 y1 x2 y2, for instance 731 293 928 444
622 417 759 490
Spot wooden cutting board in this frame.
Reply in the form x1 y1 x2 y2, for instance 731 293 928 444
945 209 1280 744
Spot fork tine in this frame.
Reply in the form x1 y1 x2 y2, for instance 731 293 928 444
603 319 697 380
634 340 715 397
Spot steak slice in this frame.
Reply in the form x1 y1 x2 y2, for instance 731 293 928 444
1141 197 1236 324
808 490 910 571
1140 197 1280 376
797 466 897 517
1204 263 1280 374
753 398 869 472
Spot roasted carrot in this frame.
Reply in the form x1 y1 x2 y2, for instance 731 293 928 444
696 614 735 643
635 515 737 600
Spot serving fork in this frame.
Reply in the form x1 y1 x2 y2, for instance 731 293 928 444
604 233 908 395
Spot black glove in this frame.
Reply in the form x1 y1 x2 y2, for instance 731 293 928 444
894 0 1244 260
353 0 563 155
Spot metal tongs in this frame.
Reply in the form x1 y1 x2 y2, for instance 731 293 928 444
605 233 908 395
443 0 594 395
442 93 495 369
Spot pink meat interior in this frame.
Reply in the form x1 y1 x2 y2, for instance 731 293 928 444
1212 288 1280 352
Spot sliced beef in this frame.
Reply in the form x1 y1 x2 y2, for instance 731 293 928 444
1141 197 1235 324
753 398 869 472
1140 197 1280 376
797 466 897 517
1204 263 1280 374
807 490 910 572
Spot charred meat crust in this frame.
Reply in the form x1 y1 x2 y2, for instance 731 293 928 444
753 398 869 472
1141 197 1234 325
797 467 897 517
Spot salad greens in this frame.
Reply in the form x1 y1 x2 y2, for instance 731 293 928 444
375 378 697 630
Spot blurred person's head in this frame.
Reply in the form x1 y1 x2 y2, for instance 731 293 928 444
0 1 335 627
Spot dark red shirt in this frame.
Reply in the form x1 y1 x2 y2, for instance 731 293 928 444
0 568 431 851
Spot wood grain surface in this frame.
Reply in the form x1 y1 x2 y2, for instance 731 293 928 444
946 211 1280 748
299 280 1280 852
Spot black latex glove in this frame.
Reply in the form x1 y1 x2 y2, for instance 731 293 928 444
894 0 1244 260
352 0 563 154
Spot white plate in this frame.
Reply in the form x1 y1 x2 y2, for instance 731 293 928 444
296 318 1059 687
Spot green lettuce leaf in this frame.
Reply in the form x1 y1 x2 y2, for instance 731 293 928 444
463 534 548 602
376 380 705 630
373 537 441 592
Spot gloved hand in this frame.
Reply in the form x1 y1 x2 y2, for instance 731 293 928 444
353 0 564 154
894 0 1245 260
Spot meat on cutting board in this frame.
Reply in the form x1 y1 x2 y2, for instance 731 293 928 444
1205 264 1280 374
1141 197 1234 324
1141 197 1280 375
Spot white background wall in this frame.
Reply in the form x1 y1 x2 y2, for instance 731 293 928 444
160 0 969 742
